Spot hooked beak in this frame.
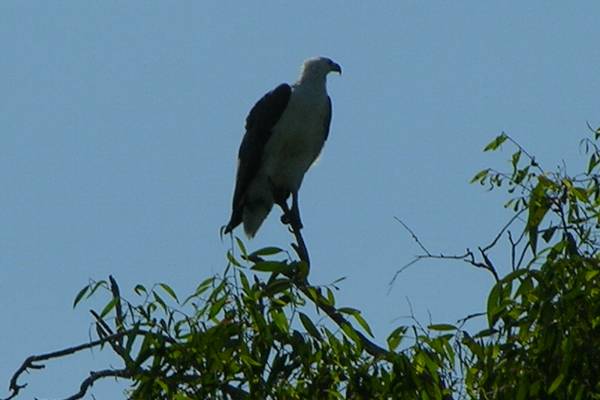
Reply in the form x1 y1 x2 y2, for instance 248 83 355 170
332 62 342 75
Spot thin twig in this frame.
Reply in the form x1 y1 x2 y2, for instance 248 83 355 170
388 257 421 289
481 209 525 253
506 135 544 174
394 217 432 256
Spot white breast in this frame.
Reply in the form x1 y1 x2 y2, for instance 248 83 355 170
261 86 328 193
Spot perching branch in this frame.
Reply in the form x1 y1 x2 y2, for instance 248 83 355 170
278 201 310 266
279 206 389 358
298 281 390 358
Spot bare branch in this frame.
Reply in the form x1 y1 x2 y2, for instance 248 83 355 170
481 209 525 253
477 247 500 282
63 368 132 400
393 212 527 285
4 331 134 400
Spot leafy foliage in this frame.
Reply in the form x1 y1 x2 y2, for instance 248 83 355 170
67 248 456 400
465 128 600 399
5 127 600 400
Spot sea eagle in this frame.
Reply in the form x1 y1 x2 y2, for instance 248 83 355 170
224 57 341 238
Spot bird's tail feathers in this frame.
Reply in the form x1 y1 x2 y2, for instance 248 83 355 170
243 200 273 238
224 209 242 235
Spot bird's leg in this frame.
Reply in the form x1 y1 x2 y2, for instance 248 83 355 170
268 177 292 224
289 190 303 231
277 200 291 225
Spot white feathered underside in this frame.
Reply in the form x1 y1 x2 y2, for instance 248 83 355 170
242 83 329 237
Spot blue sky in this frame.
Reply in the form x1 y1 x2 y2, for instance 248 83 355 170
2 2 599 398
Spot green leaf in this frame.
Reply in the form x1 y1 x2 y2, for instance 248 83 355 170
305 287 319 302
473 328 498 339
194 277 215 295
235 237 247 257
159 283 179 303
588 153 598 174
251 261 290 273
527 178 552 254
428 323 457 332
208 296 227 319
387 326 407 350
226 250 241 267
100 298 118 318
295 260 309 280
548 373 565 394
249 246 283 257
514 166 530 185
73 285 89 308
501 269 529 284
512 150 522 170
134 284 147 296
338 307 360 315
299 312 321 340
340 322 361 346
156 378 169 393
487 283 502 326
88 280 108 298
352 312 374 337
586 269 600 281
271 309 289 333
529 380 542 397
240 353 261 367
470 168 490 184
575 384 586 400
239 273 250 292
572 186 589 202
542 226 557 243
326 288 336 307
516 378 528 400
152 291 168 312
484 133 508 152
183 277 215 305
265 278 291 295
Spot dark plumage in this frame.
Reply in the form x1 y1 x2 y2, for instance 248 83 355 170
225 57 341 237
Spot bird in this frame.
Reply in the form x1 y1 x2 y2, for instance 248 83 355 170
224 56 341 238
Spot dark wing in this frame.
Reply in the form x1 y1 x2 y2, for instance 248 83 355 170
225 83 292 233
323 96 332 141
